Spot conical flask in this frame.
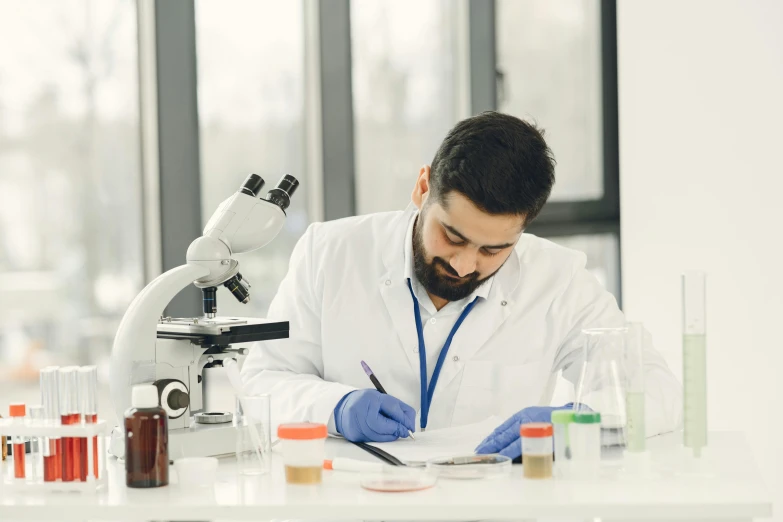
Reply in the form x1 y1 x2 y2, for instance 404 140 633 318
573 327 629 450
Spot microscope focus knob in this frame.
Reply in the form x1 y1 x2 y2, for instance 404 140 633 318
167 389 190 410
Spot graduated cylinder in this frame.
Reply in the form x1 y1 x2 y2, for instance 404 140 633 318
682 271 707 457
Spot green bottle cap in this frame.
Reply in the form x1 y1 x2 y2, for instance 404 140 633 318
550 410 575 424
573 411 602 424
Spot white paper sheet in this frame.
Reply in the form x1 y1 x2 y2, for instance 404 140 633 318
366 416 502 463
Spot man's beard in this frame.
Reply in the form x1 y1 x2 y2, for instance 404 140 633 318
412 216 496 302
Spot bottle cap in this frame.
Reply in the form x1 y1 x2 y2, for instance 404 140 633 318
78 366 98 415
9 403 26 417
573 411 602 424
40 366 61 421
277 423 328 440
550 410 575 424
520 422 553 438
131 385 159 409
58 366 79 416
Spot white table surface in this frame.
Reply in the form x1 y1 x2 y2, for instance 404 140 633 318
0 431 773 521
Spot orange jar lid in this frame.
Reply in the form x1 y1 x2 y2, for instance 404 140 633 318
277 422 328 440
9 403 26 417
520 422 553 438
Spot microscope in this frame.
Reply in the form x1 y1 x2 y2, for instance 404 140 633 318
108 174 298 458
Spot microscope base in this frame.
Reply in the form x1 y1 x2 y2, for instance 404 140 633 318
169 422 237 458
108 420 237 459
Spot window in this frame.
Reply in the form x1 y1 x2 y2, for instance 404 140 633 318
496 0 620 301
0 0 143 383
345 0 619 300
195 0 308 317
497 0 604 202
551 234 619 298
351 0 460 214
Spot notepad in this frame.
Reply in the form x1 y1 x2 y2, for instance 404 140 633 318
365 416 502 463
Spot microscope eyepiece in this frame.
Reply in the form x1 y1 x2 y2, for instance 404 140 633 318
223 273 250 304
240 173 265 197
266 174 299 211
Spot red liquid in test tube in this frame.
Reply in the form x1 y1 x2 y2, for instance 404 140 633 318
13 443 25 479
58 367 80 482
63 413 82 480
78 366 100 480
44 439 59 482
79 433 88 481
61 413 75 481
86 413 98 478
72 413 83 480
41 366 64 481
54 438 63 480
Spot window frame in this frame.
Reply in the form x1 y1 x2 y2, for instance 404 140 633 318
480 0 622 302
143 0 621 308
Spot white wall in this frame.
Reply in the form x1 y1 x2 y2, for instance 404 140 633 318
618 0 783 511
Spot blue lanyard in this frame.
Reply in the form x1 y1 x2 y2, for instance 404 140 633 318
406 279 478 430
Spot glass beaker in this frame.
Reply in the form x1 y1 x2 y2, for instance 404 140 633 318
573 327 629 451
235 395 271 475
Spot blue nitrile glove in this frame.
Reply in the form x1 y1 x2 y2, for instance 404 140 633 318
334 389 416 443
474 404 574 459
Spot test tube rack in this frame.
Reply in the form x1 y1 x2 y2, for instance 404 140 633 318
0 418 110 493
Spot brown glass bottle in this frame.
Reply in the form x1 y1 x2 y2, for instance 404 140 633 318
125 385 169 488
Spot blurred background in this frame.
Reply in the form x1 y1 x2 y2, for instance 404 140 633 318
0 0 620 400
0 0 780 510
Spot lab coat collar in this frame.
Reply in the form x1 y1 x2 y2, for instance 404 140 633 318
379 204 523 386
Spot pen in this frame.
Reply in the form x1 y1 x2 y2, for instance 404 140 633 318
360 360 416 440
324 458 384 472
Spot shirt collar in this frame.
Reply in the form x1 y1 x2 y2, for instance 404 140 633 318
402 209 494 312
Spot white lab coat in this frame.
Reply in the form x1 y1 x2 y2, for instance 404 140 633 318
242 207 682 435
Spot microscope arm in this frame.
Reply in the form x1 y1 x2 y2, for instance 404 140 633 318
109 263 210 425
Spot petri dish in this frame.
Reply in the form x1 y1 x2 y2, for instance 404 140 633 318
426 454 512 480
360 467 438 493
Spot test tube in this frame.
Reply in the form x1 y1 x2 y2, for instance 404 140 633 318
40 366 61 481
78 366 99 480
625 323 646 453
682 271 707 457
570 411 601 479
28 405 45 483
58 366 80 481
9 403 26 479
551 410 574 478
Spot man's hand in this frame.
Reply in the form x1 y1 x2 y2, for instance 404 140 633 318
474 404 573 459
334 389 416 443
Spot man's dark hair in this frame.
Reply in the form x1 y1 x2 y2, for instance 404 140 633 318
429 111 555 224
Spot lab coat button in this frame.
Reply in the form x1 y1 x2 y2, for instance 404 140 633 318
501 300 508 306
413 348 419 353
430 318 437 325
385 279 391 286
452 355 460 362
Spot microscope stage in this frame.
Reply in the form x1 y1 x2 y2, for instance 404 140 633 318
156 317 289 346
